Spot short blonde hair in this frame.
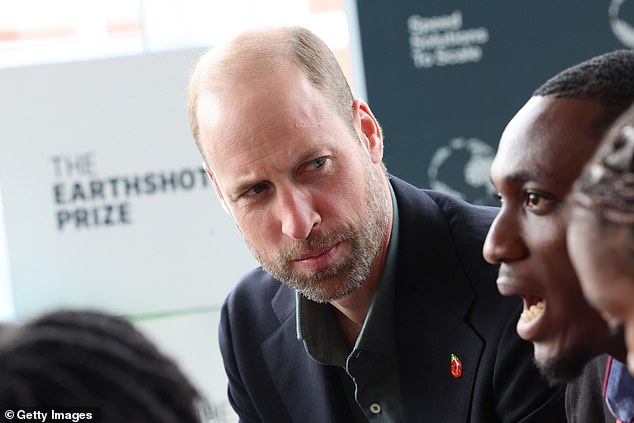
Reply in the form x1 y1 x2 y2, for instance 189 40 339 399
187 26 355 149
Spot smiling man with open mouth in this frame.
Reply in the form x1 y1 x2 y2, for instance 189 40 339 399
483 50 634 420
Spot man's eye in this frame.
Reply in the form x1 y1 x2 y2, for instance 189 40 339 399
526 192 542 207
309 157 327 169
248 183 268 195
524 191 558 213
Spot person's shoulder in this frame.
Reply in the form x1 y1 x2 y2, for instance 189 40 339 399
228 267 284 301
220 267 295 343
391 175 498 235
224 267 294 319
392 176 501 298
390 176 497 216
423 189 498 224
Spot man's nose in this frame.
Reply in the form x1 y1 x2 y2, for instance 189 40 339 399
278 188 321 240
482 209 527 264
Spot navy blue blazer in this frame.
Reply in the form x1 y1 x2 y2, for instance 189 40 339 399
219 176 566 422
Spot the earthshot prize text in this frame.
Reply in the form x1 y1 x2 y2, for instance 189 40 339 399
2 408 99 423
50 152 210 231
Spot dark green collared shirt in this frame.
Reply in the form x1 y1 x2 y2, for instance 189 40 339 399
297 182 402 422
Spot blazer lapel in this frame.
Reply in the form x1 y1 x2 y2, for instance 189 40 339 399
392 177 483 422
398 298 483 422
264 285 352 423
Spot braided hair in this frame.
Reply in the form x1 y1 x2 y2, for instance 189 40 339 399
571 104 634 224
0 310 211 422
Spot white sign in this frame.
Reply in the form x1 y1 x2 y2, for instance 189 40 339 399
0 48 256 420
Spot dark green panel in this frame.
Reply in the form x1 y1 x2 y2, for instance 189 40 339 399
356 1 634 205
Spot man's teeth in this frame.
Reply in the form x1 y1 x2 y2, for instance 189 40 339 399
521 301 545 322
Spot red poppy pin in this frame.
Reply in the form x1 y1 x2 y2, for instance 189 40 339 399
450 353 463 378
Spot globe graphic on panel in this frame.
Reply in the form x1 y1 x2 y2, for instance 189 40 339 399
610 0 634 48
428 137 497 206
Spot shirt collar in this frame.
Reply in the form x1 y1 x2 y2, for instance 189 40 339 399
605 357 634 423
354 179 399 353
296 179 400 362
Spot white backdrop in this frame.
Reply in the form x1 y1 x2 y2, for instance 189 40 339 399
0 48 257 421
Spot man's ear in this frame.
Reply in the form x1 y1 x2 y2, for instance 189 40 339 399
203 162 231 215
352 98 383 164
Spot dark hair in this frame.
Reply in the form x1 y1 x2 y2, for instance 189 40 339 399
534 50 634 134
0 310 210 423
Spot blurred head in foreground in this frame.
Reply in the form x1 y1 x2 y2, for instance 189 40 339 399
567 104 634 375
0 309 212 422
